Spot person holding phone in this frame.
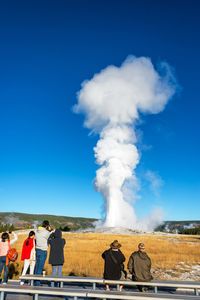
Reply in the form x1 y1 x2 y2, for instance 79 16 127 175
34 220 53 286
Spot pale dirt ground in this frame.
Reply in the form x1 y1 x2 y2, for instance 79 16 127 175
152 264 200 281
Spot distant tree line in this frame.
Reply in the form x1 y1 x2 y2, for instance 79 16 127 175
179 227 200 235
155 222 200 235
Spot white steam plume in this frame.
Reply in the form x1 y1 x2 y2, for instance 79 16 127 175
74 55 176 231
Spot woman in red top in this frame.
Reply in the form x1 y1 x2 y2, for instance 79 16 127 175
20 231 35 285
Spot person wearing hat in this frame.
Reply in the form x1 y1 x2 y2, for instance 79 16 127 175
102 240 125 291
127 243 152 292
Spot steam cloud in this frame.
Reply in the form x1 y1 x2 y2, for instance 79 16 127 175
74 55 176 231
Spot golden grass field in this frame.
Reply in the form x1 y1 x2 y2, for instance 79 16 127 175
5 232 200 280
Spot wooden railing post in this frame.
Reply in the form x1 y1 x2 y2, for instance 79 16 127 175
0 291 4 300
34 294 38 300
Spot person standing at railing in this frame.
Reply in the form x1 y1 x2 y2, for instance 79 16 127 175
0 231 18 284
20 231 36 285
102 240 125 291
34 220 53 286
127 242 152 292
48 228 66 287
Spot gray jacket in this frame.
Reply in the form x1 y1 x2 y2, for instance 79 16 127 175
35 227 51 250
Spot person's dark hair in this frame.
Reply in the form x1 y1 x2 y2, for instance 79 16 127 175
26 230 35 246
42 220 50 228
1 232 9 242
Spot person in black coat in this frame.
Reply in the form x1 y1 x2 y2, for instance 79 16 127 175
102 240 125 291
48 229 66 287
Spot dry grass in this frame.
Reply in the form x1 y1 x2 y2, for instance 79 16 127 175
6 232 200 279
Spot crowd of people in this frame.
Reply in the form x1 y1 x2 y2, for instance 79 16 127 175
0 220 152 292
0 220 66 286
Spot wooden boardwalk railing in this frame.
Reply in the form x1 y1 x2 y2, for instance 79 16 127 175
0 283 199 300
20 274 200 296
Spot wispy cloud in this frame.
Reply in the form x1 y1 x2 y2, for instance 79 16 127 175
145 170 164 197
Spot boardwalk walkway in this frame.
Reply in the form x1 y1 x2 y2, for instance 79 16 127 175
0 278 199 300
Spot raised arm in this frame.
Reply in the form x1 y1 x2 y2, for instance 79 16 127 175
10 232 18 245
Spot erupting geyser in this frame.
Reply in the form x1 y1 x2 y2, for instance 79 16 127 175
74 55 176 231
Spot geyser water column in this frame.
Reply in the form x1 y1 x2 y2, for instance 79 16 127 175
94 124 139 228
74 55 176 230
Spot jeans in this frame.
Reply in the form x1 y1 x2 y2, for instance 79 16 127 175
51 265 63 287
34 249 47 286
0 256 8 283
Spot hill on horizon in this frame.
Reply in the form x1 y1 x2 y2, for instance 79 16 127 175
0 212 97 231
0 212 200 234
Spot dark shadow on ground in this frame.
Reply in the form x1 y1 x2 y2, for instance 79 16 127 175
8 263 19 279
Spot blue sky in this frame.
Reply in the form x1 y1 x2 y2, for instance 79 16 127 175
0 0 199 221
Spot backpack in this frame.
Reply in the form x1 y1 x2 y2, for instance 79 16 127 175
7 248 18 262
6 239 18 265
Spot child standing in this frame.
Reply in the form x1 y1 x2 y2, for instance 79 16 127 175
20 231 36 285
0 232 18 284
